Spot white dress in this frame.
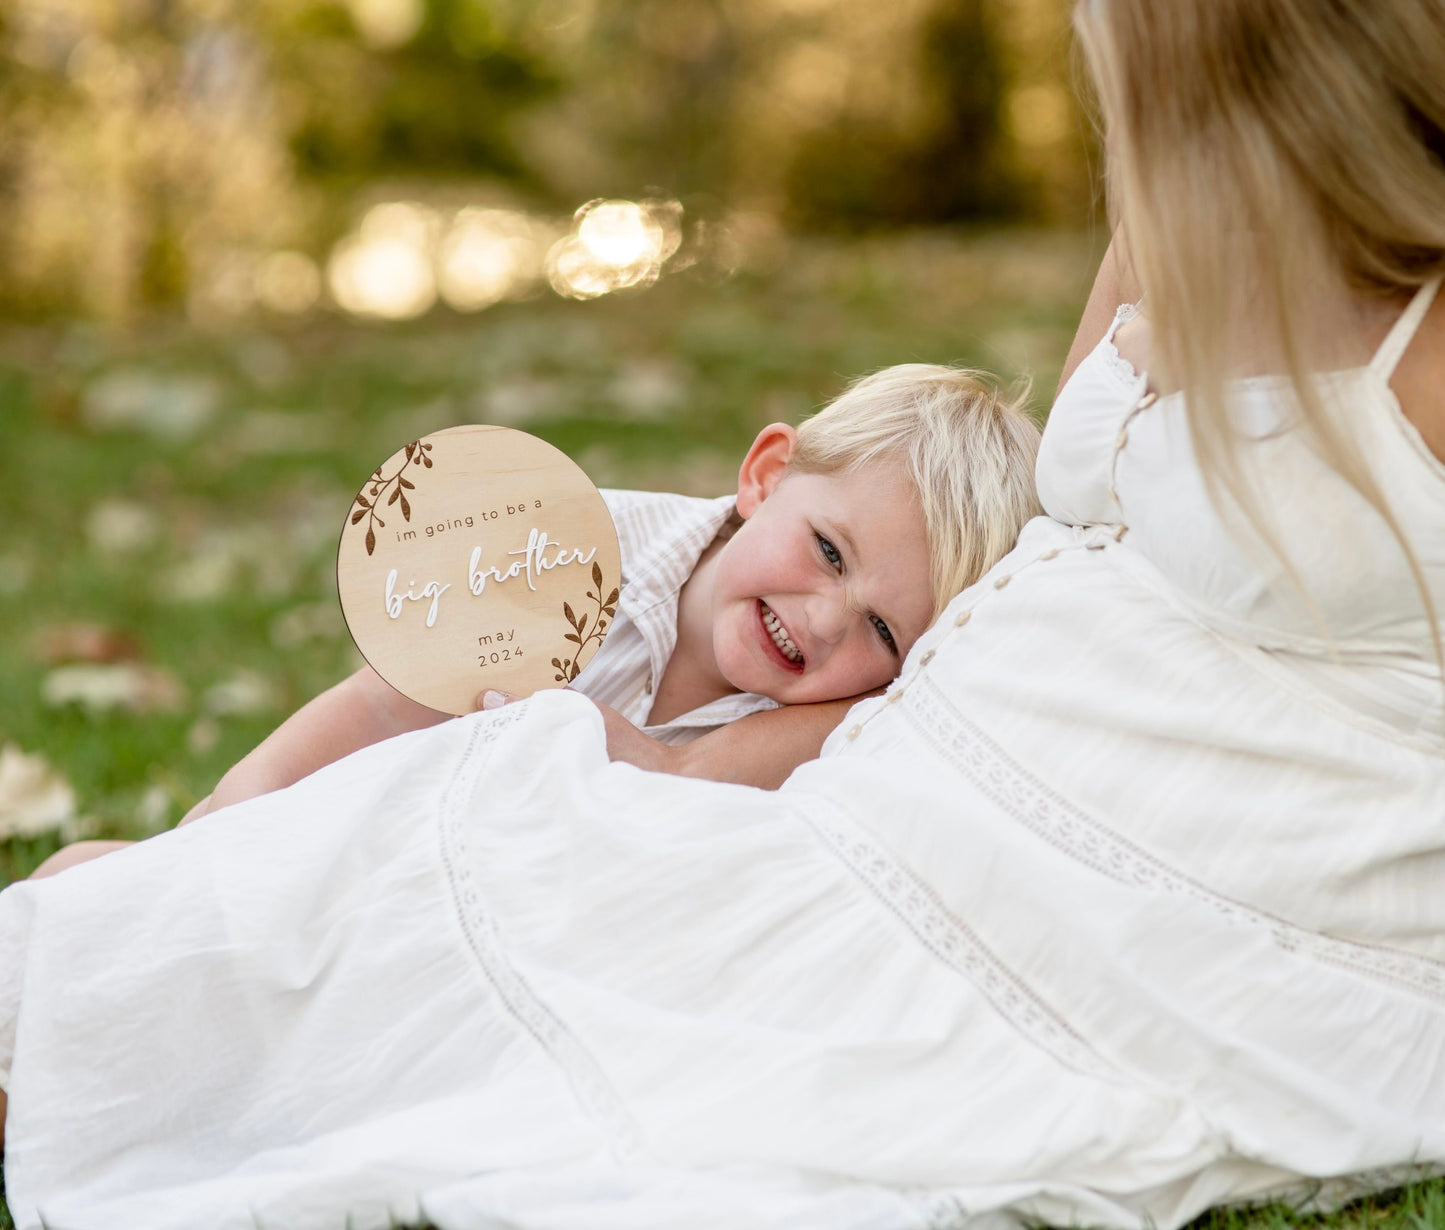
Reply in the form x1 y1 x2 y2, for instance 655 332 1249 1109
2 284 1443 1230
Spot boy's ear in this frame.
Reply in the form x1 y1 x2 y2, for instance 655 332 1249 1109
736 423 797 519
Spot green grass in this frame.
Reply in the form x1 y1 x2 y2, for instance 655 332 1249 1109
1 227 1440 1228
0 227 1096 876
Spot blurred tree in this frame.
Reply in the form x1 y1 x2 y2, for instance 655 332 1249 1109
781 0 1017 227
0 0 1088 323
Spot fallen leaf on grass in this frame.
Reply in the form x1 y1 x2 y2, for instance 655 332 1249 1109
34 622 143 665
42 664 187 715
0 744 77 841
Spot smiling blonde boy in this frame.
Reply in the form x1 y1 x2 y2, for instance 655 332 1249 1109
191 363 1042 801
37 365 1041 875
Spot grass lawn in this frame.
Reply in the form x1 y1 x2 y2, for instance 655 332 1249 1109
0 226 1439 1228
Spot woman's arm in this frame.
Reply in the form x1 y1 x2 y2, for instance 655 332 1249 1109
183 666 451 823
1056 235 1140 399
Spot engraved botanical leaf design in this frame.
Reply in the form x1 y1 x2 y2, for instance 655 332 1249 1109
350 437 432 557
555 563 615 683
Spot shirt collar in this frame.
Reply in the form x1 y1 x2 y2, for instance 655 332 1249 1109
617 493 780 726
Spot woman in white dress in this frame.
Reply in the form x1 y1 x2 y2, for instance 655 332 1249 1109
2 1 1444 1227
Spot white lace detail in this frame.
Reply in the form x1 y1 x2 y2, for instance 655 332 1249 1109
903 674 1445 1004
800 799 1122 1081
438 707 648 1161
1098 302 1146 388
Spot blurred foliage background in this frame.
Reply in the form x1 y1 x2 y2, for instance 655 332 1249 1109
0 0 1094 322
0 0 1104 878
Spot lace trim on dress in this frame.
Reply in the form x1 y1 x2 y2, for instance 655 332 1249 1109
1098 302 1147 388
903 674 1445 1004
799 799 1124 1082
438 707 648 1161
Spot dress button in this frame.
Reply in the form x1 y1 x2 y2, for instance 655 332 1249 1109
920 650 935 665
845 724 862 741
954 610 972 627
1114 524 1129 541
1138 391 1158 409
993 574 1011 589
1115 429 1129 449
887 690 904 703
1040 548 1059 561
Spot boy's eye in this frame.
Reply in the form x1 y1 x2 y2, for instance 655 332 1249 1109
872 615 898 655
815 533 843 571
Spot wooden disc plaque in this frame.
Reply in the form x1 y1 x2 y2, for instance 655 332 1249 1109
337 425 621 715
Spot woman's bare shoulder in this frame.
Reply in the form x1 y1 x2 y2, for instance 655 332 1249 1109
1055 235 1142 400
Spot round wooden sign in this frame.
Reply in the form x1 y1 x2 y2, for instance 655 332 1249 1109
337 425 621 715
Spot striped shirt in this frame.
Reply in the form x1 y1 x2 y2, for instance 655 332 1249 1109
570 488 780 745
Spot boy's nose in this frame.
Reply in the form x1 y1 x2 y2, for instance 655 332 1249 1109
805 592 852 646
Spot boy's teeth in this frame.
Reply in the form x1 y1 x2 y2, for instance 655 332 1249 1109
761 605 803 664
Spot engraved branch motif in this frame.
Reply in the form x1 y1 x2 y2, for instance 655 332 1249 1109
350 440 433 555
552 561 619 683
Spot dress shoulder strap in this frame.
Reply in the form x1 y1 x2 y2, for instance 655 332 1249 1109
1369 275 1443 379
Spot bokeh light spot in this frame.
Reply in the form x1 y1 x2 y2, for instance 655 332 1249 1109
546 198 682 299
347 0 425 50
1006 84 1071 148
438 209 542 311
327 202 440 320
256 251 321 314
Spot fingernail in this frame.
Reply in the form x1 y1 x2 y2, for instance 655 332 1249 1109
481 689 512 710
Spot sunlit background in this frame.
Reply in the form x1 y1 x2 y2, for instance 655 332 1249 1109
0 0 1101 875
1 0 1091 323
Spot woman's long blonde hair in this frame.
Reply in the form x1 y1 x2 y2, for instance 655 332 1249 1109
1074 0 1445 658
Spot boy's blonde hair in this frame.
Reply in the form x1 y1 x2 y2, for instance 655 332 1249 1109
791 364 1042 617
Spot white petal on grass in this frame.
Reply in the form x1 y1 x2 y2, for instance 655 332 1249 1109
0 553 32 596
135 784 173 834
186 718 222 755
0 744 78 841
42 664 187 715
161 553 238 602
269 603 342 649
225 409 338 458
202 670 280 717
477 376 563 426
87 498 162 554
82 370 221 440
606 358 689 420
160 523 302 603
